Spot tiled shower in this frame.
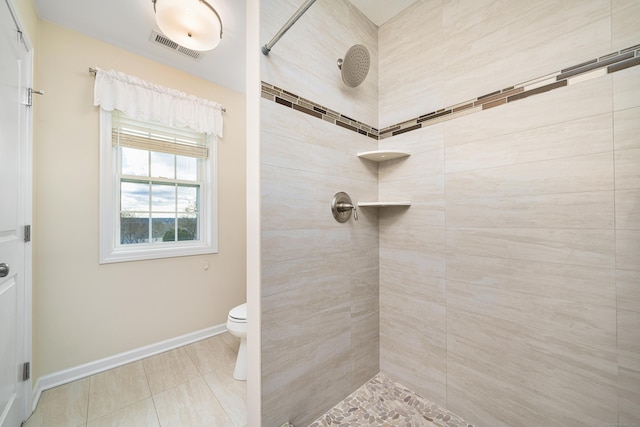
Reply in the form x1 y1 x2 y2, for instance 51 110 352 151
259 0 640 426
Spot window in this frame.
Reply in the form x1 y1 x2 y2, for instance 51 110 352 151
100 110 218 263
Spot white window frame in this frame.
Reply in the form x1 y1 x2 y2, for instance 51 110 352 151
99 109 218 264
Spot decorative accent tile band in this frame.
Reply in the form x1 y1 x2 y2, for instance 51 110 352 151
262 43 640 141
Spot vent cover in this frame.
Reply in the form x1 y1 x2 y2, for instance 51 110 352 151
149 30 204 61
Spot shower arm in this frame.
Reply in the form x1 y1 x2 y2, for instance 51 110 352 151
261 0 316 55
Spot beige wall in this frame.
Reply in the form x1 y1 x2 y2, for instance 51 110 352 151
33 20 246 380
378 0 640 425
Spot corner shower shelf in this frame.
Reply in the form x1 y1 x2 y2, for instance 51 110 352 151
358 201 411 207
357 150 411 162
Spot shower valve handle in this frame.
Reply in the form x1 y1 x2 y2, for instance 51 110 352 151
331 192 358 222
336 202 358 221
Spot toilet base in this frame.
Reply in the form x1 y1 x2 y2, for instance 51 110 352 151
233 337 247 381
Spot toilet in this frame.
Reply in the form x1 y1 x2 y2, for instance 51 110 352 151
226 303 247 381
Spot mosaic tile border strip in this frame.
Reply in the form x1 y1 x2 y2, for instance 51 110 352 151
261 43 640 141
260 83 379 140
308 373 474 427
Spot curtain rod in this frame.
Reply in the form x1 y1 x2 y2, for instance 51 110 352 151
88 68 226 113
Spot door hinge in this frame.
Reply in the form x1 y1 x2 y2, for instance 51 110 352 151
24 225 31 242
26 88 44 107
22 362 30 381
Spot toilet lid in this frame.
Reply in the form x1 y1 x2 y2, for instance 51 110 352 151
229 303 247 321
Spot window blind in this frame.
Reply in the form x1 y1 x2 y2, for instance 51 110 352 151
112 111 208 159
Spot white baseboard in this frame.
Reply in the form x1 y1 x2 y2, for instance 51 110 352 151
31 323 227 411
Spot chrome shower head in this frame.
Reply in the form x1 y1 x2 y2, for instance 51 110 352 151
337 44 370 88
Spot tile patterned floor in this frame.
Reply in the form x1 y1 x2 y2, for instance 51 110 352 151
309 373 474 427
22 333 246 427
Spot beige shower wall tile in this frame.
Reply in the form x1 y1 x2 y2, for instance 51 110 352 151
614 65 640 111
380 210 445 252
261 164 347 201
262 306 352 427
615 148 640 190
448 309 618 387
379 296 447 404
262 196 343 231
619 309 640 354
380 257 446 305
444 17 611 106
614 107 640 151
262 228 350 264
447 253 616 308
380 246 446 280
616 229 640 271
616 189 640 229
448 280 617 350
618 351 640 424
350 248 379 317
446 191 614 229
447 227 615 268
447 309 618 427
447 360 542 427
445 113 613 174
262 270 350 331
261 0 378 125
446 152 614 200
612 0 640 51
617 269 640 312
378 149 444 203
378 0 444 128
350 309 380 389
441 0 609 106
261 101 378 183
443 0 609 57
262 126 350 175
88 362 150 421
444 76 612 148
378 122 444 154
379 147 444 183
262 253 350 299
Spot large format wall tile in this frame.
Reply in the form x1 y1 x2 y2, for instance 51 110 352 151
445 113 613 174
260 85 378 425
261 0 378 125
443 76 613 148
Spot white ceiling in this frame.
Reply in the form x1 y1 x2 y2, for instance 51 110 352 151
32 0 415 93
348 0 417 26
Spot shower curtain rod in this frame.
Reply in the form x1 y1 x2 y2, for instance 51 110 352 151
88 67 226 113
261 0 316 55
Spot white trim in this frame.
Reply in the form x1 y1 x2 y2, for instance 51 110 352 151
31 323 227 412
246 0 262 424
99 109 219 264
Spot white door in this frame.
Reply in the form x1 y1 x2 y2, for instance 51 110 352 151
0 0 31 426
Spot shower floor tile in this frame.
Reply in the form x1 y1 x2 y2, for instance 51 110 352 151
309 373 474 427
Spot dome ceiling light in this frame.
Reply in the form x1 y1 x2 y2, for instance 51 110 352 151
152 0 223 52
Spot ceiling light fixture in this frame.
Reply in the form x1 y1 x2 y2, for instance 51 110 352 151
152 0 223 52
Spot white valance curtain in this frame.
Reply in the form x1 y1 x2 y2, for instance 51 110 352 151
93 67 224 138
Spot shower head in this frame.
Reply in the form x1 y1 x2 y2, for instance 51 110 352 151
337 44 370 88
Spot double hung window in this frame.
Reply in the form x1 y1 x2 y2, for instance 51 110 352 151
100 110 218 263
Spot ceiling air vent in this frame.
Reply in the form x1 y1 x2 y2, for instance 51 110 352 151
149 30 204 61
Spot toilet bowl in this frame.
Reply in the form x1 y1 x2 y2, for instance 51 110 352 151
226 303 247 381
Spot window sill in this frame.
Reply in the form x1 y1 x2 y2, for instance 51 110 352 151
99 242 218 264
